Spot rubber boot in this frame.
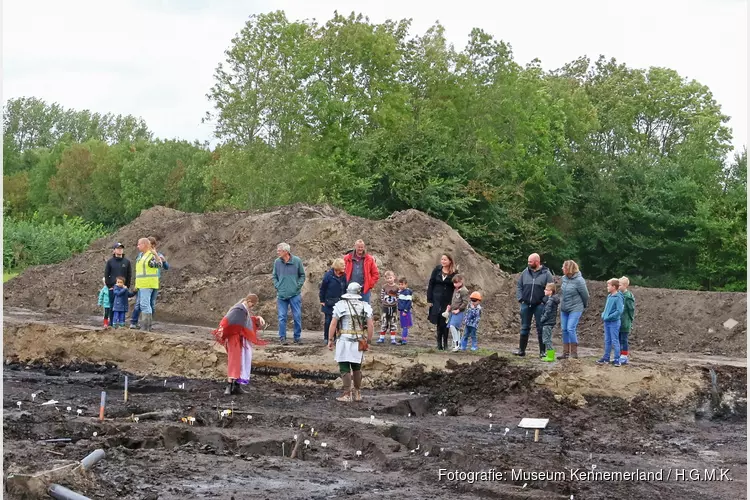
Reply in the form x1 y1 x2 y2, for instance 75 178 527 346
103 318 109 329
570 343 579 359
561 343 570 360
142 313 153 332
512 335 529 356
352 370 363 401
542 349 556 362
224 381 234 395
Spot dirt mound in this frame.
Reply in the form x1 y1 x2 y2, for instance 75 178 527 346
396 353 540 407
4 204 746 355
572 280 747 356
4 204 515 334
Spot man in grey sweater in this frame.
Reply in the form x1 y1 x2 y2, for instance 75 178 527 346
272 242 306 345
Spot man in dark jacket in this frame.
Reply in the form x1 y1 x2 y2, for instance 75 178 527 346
104 242 132 327
513 253 554 357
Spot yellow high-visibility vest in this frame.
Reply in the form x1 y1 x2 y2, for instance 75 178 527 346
135 251 159 289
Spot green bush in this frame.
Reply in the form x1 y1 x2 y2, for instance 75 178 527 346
3 213 107 269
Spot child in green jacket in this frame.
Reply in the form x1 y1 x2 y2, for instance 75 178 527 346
618 276 635 364
98 278 111 328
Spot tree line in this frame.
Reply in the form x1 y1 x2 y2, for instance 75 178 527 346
3 11 746 291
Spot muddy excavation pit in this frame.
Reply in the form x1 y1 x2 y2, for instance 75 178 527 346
3 351 747 500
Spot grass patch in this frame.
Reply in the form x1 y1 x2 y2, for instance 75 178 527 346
3 269 19 282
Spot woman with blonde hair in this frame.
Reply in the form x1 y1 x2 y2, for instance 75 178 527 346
559 260 590 359
319 258 348 344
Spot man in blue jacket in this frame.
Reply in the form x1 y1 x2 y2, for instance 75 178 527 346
273 242 306 345
513 253 554 357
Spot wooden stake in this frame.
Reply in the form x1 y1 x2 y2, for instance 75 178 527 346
534 429 540 442
290 439 303 459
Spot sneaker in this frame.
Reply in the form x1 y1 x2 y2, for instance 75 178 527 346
470 347 478 351
391 340 397 345
612 361 621 367
376 338 385 344
129 324 139 329
279 338 289 345
293 339 303 345
451 345 460 352
596 358 609 365
400 339 407 345
512 349 526 357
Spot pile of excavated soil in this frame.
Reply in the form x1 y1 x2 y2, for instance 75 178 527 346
4 204 746 354
4 204 516 334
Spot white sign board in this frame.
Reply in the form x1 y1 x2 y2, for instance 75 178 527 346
518 418 549 429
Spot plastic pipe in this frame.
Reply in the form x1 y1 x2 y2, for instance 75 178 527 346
98 392 106 421
79 449 105 471
48 484 92 500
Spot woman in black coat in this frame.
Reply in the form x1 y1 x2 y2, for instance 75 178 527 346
427 253 457 350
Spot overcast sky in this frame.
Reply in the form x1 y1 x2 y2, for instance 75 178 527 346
3 0 747 154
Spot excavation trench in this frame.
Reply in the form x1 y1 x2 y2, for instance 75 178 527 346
3 317 748 500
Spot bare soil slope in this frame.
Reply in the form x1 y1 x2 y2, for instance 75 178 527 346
4 204 746 354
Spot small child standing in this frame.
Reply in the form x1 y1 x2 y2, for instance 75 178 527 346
377 271 400 345
447 274 469 352
597 278 624 367
98 278 111 328
618 276 636 364
397 277 413 345
461 292 482 351
539 283 560 362
112 277 136 328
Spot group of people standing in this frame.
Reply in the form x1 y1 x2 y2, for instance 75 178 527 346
189 236 637 399
511 254 636 366
98 237 168 332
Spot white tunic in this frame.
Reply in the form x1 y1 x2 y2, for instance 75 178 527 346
332 299 373 364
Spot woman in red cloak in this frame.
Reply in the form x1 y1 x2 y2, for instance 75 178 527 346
210 293 267 395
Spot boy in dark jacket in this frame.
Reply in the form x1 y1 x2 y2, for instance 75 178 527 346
618 276 636 364
112 277 136 328
397 277 413 345
540 283 560 362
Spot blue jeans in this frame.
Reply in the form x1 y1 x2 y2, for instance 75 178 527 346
323 312 333 342
139 288 155 315
461 325 478 349
113 311 126 325
131 290 158 325
560 311 583 344
602 320 621 362
277 294 302 341
361 291 371 304
520 303 544 354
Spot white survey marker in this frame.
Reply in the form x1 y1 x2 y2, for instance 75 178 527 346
517 418 549 429
518 418 549 443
